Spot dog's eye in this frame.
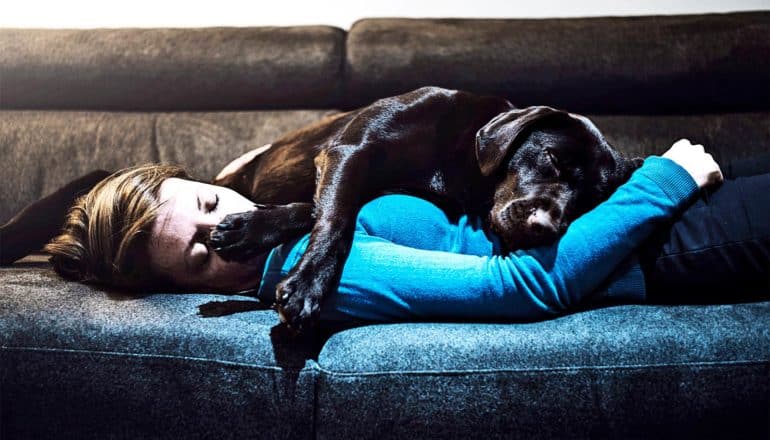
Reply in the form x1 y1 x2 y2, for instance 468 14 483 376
545 149 561 178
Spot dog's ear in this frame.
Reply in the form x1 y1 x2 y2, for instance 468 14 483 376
476 106 565 176
617 156 645 182
596 155 645 201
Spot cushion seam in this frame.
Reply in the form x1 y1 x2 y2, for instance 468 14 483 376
316 358 769 377
1 345 318 373
3 348 767 376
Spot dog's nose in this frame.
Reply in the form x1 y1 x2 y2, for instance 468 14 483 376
526 208 558 233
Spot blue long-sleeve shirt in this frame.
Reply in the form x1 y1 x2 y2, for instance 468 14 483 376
257 156 698 322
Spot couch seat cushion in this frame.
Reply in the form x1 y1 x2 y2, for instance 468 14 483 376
0 257 317 439
316 304 770 439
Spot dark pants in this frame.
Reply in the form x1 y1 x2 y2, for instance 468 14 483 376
641 154 770 303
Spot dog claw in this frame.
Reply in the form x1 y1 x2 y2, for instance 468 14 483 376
273 269 327 334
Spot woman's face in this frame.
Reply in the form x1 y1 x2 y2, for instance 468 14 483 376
148 178 264 292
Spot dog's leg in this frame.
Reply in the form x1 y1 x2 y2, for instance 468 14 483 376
209 202 315 261
274 145 374 332
0 170 111 265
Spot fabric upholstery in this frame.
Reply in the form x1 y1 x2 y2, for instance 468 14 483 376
0 257 318 439
345 13 770 113
0 27 345 110
316 305 770 439
589 112 770 163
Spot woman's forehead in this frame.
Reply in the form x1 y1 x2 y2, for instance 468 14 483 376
160 177 197 199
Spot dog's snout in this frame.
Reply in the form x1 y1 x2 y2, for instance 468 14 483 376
526 208 558 233
491 197 564 249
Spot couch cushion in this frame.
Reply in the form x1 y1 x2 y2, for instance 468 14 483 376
589 112 770 166
0 257 318 439
316 304 770 439
0 109 334 223
345 12 770 114
0 27 345 111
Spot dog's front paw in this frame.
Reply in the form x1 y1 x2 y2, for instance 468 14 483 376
275 270 325 333
209 211 258 261
210 206 280 262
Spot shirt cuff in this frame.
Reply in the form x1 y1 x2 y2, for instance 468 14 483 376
637 156 699 205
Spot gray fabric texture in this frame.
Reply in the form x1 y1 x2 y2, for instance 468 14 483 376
0 258 318 439
316 307 770 439
345 13 770 113
3 259 769 438
0 27 345 110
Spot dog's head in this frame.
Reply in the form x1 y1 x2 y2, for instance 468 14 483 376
476 106 643 250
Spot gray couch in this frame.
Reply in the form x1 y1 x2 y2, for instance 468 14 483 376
1 12 769 439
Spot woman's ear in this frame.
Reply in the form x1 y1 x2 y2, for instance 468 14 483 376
475 106 563 176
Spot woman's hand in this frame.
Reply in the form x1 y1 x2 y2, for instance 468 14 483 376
662 139 723 189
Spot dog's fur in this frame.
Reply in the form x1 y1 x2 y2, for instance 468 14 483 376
0 87 641 332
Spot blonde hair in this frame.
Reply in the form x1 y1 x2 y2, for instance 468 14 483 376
44 164 189 290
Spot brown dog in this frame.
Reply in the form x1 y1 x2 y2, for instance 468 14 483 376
206 87 643 331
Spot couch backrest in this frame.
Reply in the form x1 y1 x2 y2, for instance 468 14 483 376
0 27 345 111
345 13 770 114
2 12 767 114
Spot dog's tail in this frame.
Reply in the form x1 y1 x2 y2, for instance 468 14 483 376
0 170 112 265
